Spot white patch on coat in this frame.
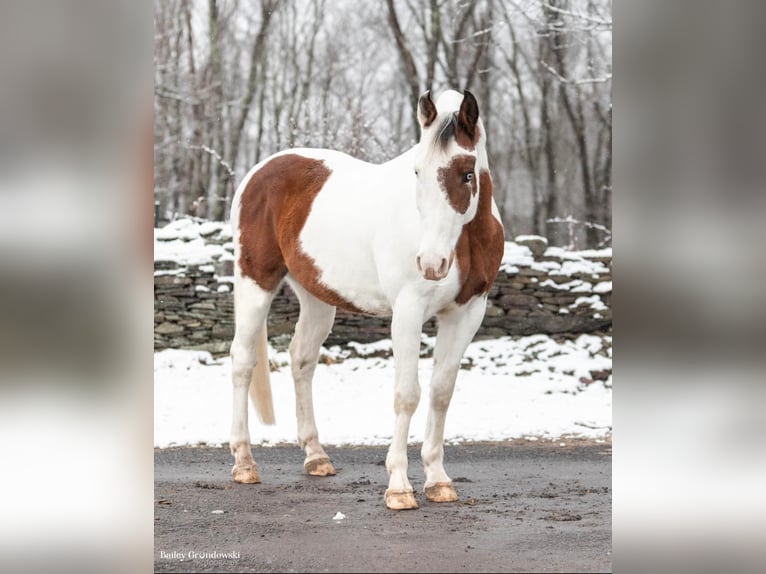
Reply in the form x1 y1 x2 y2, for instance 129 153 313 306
295 147 465 316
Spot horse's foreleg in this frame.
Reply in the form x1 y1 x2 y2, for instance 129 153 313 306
385 295 424 510
230 277 275 484
421 296 487 502
288 281 337 477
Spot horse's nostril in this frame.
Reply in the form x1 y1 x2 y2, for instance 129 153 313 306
416 256 423 272
439 258 448 274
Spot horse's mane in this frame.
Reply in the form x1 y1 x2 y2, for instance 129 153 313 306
435 112 459 150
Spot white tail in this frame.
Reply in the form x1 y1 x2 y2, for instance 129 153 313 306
248 324 275 425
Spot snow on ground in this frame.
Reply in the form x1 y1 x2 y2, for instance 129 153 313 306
154 334 612 448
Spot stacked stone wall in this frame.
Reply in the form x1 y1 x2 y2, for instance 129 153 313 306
155 233 611 354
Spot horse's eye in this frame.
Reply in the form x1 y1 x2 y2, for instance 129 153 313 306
463 172 474 183
414 169 420 177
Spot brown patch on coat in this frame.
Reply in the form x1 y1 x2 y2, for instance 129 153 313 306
238 154 365 314
454 169 505 305
438 154 477 214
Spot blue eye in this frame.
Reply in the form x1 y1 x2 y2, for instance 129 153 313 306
463 172 473 183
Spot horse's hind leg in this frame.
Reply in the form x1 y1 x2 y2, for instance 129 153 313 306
287 279 337 476
230 276 275 484
421 296 487 502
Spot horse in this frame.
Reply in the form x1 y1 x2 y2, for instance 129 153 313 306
228 89 504 510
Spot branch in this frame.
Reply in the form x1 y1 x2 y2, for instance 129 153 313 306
546 216 612 248
542 1 612 28
188 145 236 179
445 21 501 44
540 60 612 85
154 87 202 105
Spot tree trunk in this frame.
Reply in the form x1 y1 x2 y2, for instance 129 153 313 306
227 0 277 213
385 0 421 139
207 0 228 221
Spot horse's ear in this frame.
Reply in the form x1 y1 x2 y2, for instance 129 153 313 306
418 90 438 129
457 90 479 142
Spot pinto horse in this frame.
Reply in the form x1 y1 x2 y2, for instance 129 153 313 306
229 89 504 510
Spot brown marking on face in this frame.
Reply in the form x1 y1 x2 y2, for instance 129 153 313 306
438 154 477 214
454 169 505 305
238 154 366 314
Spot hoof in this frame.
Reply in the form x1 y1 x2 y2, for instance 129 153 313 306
425 482 458 503
385 489 419 510
232 463 260 484
304 456 336 477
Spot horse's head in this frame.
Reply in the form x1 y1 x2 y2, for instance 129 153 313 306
413 89 484 281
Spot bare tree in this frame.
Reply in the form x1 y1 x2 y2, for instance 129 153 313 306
224 0 279 217
385 0 422 139
153 0 612 248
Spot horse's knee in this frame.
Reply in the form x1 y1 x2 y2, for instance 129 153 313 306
430 387 454 412
289 321 331 375
394 386 420 415
231 333 256 361
289 344 317 376
430 365 459 410
289 351 313 373
231 343 258 384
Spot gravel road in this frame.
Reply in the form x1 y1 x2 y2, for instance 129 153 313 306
155 439 611 573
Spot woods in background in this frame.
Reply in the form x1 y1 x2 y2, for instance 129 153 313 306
154 0 611 248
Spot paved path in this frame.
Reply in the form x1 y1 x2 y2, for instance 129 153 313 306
155 440 611 573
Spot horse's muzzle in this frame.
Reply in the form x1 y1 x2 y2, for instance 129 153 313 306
416 251 455 281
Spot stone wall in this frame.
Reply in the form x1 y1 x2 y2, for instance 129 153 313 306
154 234 612 355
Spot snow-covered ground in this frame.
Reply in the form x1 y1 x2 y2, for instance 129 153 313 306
154 333 612 448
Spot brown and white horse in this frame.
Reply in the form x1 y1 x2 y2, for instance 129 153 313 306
229 89 504 510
